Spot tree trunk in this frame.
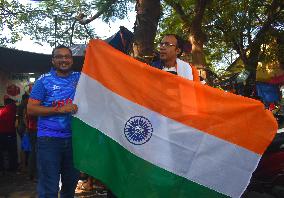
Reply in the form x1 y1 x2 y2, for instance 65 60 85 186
189 31 206 69
188 0 209 69
242 28 269 97
235 0 283 97
242 42 261 97
133 0 161 63
166 0 210 81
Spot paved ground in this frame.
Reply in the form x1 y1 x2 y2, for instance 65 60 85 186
0 171 107 198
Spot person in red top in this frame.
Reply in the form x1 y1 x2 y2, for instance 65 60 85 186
25 100 38 180
0 98 17 172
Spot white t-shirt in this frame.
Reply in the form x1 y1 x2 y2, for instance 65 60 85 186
162 66 177 74
176 58 193 80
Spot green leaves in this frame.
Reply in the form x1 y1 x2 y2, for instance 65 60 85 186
0 0 135 47
158 0 284 77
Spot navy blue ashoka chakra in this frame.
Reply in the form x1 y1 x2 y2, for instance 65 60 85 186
124 116 153 145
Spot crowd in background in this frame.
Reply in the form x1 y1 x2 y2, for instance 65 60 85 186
0 92 37 182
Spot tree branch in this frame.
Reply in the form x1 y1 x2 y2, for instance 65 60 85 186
164 0 191 27
247 0 284 59
76 0 117 25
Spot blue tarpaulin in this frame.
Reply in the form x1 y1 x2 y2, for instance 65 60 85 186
256 82 280 103
104 26 133 54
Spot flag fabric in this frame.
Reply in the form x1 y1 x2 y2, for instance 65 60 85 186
72 39 277 198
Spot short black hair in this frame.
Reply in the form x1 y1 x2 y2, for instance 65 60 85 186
163 34 184 56
52 45 73 57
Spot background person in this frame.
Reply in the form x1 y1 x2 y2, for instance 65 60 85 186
24 93 38 181
16 93 29 173
152 34 199 81
0 98 17 173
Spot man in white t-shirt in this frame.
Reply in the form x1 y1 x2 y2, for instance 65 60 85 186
151 34 199 82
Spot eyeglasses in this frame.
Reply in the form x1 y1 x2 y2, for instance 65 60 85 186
158 42 176 48
53 55 72 60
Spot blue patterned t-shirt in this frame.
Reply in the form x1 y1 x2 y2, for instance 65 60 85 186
30 69 80 138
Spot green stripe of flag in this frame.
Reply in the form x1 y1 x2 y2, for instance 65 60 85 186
72 117 228 198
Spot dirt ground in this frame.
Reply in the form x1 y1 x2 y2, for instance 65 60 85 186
0 171 107 198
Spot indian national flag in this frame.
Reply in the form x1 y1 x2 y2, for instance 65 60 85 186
72 39 277 198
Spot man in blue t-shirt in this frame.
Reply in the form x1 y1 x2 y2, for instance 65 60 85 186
27 45 80 198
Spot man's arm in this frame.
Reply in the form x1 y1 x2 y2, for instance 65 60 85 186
27 99 78 116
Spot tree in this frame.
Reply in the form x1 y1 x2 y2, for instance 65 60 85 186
132 0 161 62
1 0 163 64
0 0 28 45
208 0 284 95
0 0 135 47
78 0 162 62
162 0 212 69
158 0 284 93
73 0 162 62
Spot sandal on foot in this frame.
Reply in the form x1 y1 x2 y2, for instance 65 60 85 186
77 182 93 191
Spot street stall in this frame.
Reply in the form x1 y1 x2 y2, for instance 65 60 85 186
0 46 85 106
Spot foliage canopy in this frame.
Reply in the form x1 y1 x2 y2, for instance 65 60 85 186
158 0 284 74
1 0 283 77
0 0 134 47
